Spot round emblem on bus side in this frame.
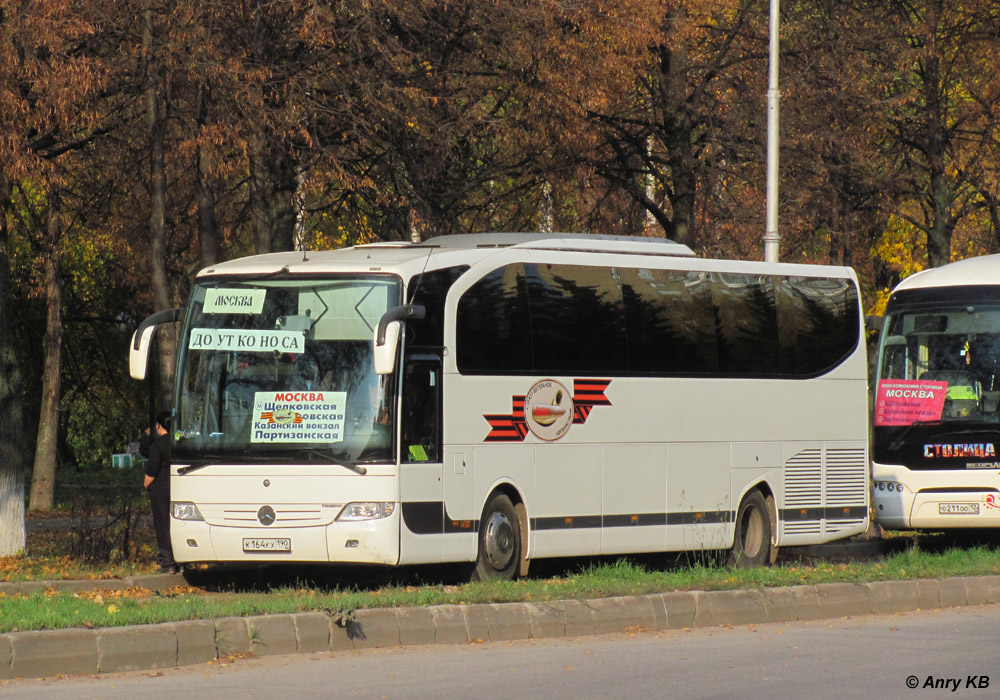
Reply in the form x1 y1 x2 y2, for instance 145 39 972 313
523 379 574 441
257 505 276 526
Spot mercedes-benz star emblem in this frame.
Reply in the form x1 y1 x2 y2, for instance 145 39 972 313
257 505 276 526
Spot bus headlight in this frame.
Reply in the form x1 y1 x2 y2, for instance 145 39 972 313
337 502 396 521
171 501 205 521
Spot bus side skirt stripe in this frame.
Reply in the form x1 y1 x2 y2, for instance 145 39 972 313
401 503 867 535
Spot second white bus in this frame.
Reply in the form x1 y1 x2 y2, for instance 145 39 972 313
872 254 1000 529
131 232 870 577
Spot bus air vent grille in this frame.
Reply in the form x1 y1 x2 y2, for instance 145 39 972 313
783 521 822 535
824 448 867 507
210 506 335 528
825 518 866 534
784 449 822 507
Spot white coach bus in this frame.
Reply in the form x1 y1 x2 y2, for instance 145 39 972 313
130 233 870 578
872 254 1000 529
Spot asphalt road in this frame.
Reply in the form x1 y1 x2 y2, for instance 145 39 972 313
3 604 998 700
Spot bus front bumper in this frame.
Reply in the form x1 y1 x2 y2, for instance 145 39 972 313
872 465 1000 529
169 509 400 565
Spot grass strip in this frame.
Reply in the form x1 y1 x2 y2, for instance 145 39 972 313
3 544 1000 633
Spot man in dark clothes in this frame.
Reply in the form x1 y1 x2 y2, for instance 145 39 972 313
144 411 178 574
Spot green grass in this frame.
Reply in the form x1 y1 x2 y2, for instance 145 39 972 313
4 543 1000 633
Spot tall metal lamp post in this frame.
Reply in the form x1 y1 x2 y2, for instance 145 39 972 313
763 0 781 263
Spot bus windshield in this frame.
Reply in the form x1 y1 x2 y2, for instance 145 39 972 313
173 276 401 465
874 298 1000 467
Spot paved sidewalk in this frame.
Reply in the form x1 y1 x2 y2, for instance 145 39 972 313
3 569 1000 680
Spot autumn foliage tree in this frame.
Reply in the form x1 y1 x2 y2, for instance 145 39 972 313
586 2 761 248
876 0 1000 268
775 0 896 271
0 0 117 534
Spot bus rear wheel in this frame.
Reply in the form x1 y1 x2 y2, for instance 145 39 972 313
727 490 774 568
471 493 521 581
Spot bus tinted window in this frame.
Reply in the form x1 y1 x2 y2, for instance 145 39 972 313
455 264 532 372
524 263 627 373
456 263 859 378
713 274 780 375
407 266 469 347
621 268 717 374
776 276 860 376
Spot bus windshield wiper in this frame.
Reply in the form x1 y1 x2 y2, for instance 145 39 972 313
301 449 368 475
177 458 224 475
176 452 367 475
887 420 942 452
887 422 1000 452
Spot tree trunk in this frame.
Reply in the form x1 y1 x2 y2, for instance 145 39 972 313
538 181 554 234
0 182 26 555
0 450 24 556
197 88 219 270
826 191 851 267
655 21 697 247
272 156 297 253
28 204 63 511
926 171 952 268
250 140 272 254
250 139 298 254
920 32 952 269
842 219 854 269
145 2 175 403
666 168 696 247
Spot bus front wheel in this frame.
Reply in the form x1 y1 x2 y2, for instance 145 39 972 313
472 493 521 581
727 490 774 568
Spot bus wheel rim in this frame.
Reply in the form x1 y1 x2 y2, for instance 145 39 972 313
743 508 763 558
484 511 515 570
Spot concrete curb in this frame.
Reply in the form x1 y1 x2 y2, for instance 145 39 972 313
4 574 1000 680
0 571 186 597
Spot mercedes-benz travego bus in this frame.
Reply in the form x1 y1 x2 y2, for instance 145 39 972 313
130 233 870 578
872 254 1000 529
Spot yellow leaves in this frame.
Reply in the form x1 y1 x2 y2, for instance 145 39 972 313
870 288 892 318
873 214 925 281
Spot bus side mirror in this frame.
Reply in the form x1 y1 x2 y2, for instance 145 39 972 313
373 305 426 376
374 321 402 375
130 325 156 380
129 308 184 380
865 315 883 334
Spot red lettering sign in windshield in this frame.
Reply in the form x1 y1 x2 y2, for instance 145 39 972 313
875 379 947 426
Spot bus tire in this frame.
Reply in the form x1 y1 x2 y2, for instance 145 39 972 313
727 490 773 569
472 493 521 581
764 493 779 565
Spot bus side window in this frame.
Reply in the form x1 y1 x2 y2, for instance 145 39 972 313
401 357 441 463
